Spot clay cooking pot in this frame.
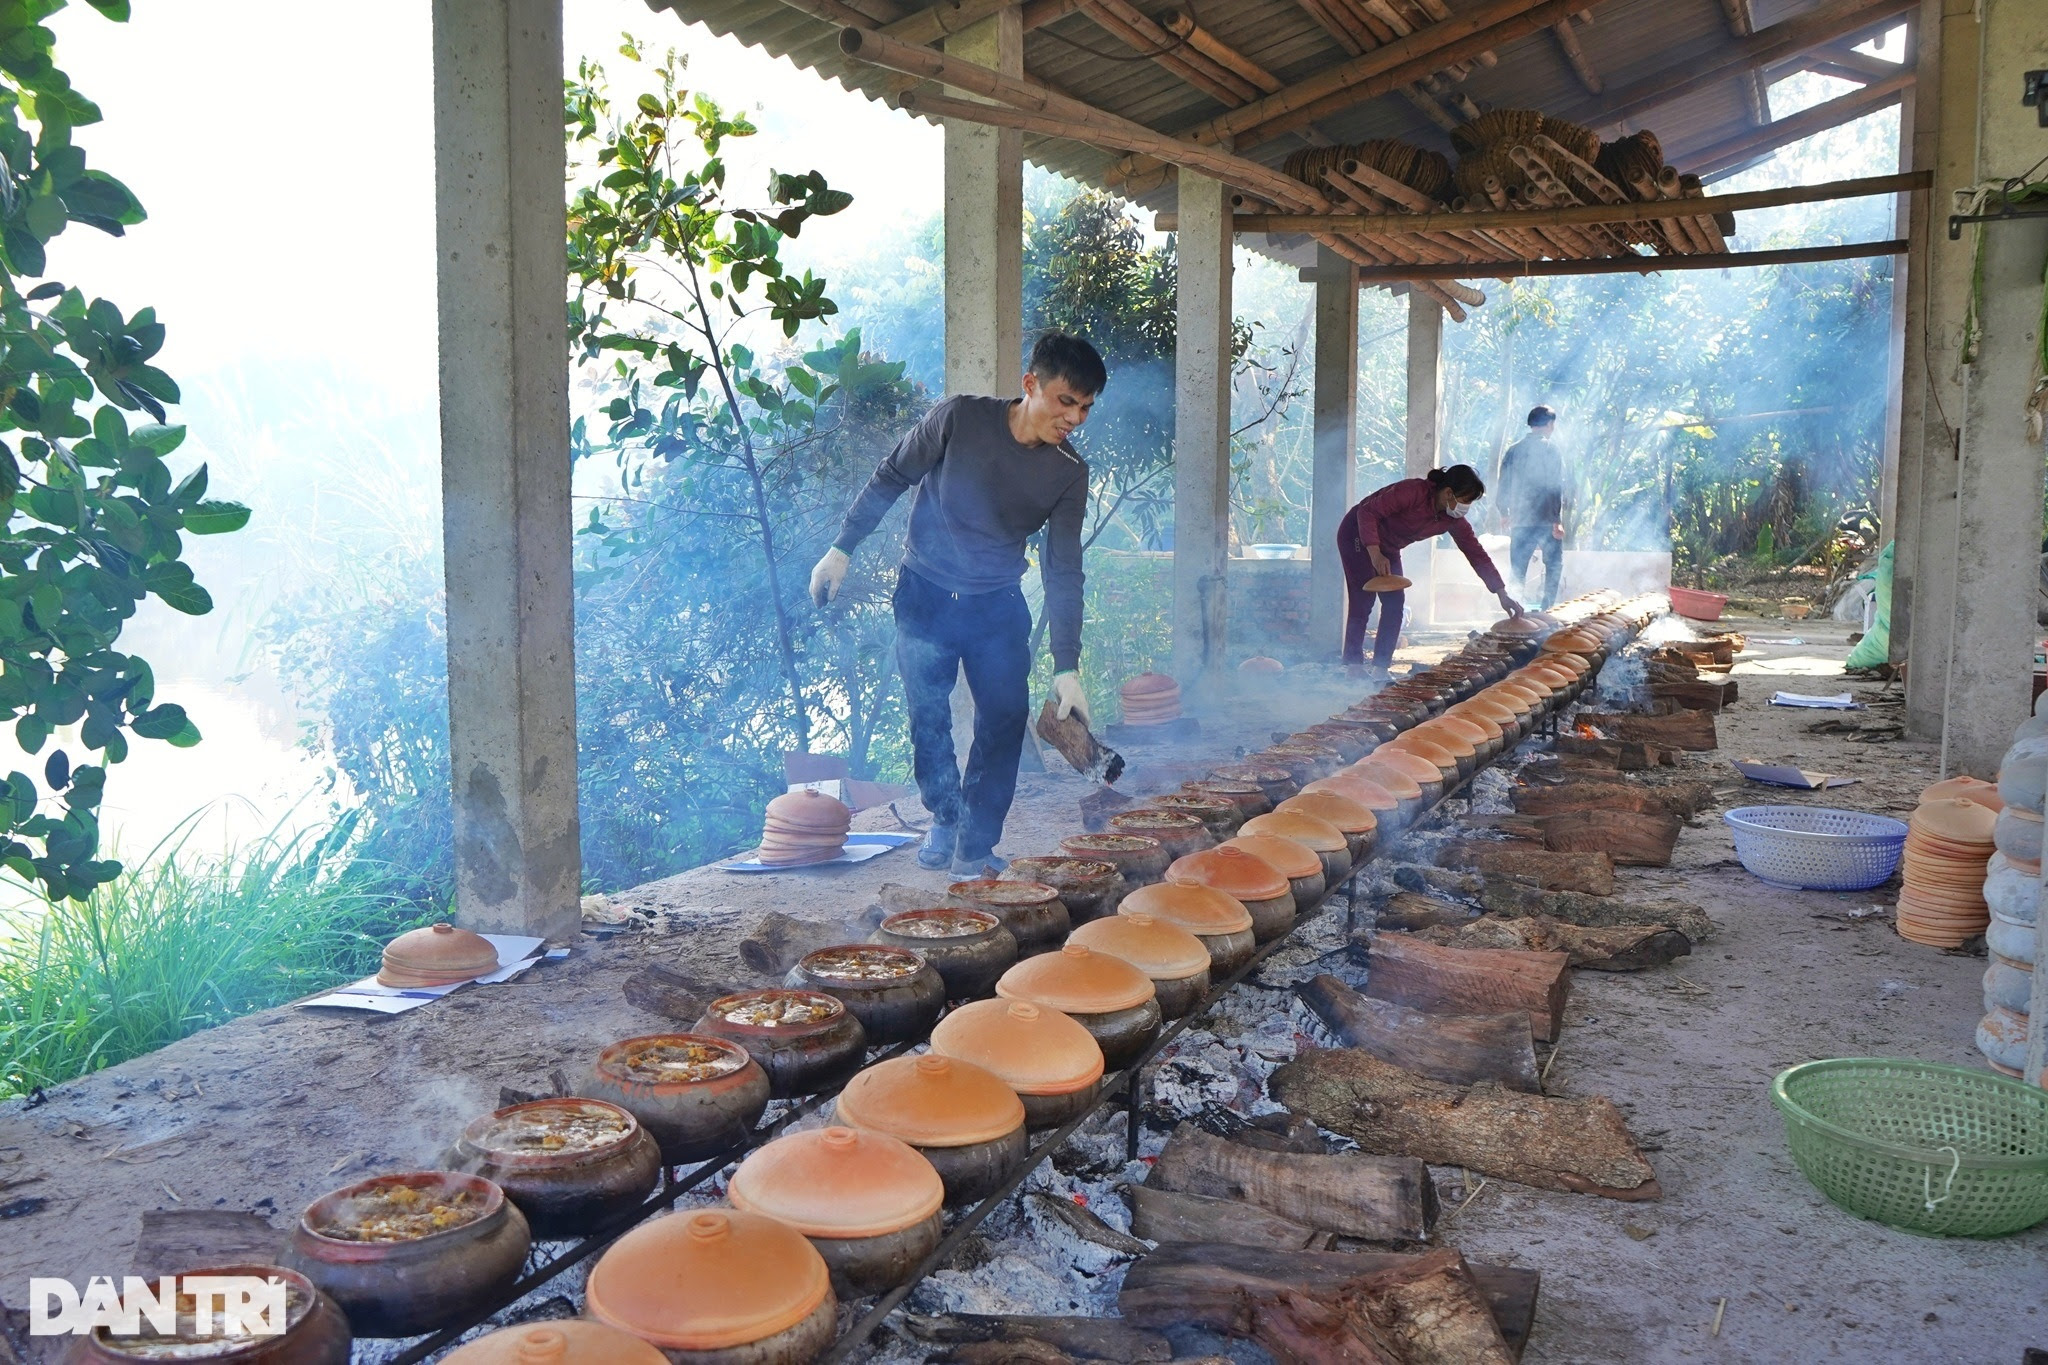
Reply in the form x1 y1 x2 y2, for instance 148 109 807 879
869 907 1018 999
785 944 946 1044
693 990 868 1099
446 1098 662 1240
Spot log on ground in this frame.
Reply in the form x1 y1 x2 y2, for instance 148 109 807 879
1651 678 1738 712
1355 933 1572 1042
1403 915 1692 970
1232 1248 1515 1365
1579 709 1718 751
1375 890 1478 930
900 1312 1174 1362
737 910 868 977
1299 972 1540 1090
1526 809 1682 867
1146 1123 1434 1241
1271 1049 1662 1201
1510 778 1716 821
1477 878 1718 942
1434 842 1617 895
1118 1242 1540 1360
621 963 718 1022
1128 1185 1335 1250
1548 734 1677 768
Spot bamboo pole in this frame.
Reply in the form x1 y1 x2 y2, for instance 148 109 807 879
1344 238 1906 282
1333 161 1500 260
1550 16 1600 92
1676 173 1729 253
1078 0 1260 105
1148 170 1930 235
1652 169 1716 254
1160 10 1284 92
1509 147 1625 255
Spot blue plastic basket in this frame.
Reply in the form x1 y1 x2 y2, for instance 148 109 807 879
1724 806 1908 891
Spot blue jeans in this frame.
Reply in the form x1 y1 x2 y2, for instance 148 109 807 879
1509 524 1563 609
893 567 1032 862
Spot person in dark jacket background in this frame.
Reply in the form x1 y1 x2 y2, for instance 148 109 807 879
1496 405 1569 610
811 333 1104 877
1336 465 1523 671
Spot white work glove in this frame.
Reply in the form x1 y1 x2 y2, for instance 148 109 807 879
1497 589 1526 618
809 547 849 606
1052 671 1091 727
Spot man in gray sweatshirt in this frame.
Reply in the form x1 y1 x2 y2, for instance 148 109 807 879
1496 405 1569 610
810 333 1104 876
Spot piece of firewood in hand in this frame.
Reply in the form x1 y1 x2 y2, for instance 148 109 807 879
1147 1123 1434 1242
1434 842 1617 895
1354 932 1571 1041
1477 878 1719 943
1271 1049 1662 1201
1403 915 1692 971
1299 973 1539 1091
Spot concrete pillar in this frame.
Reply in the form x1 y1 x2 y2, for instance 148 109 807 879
941 9 1023 395
1888 19 1934 673
1403 292 1445 478
1172 172 1234 681
1938 0 2048 777
433 0 580 940
1876 87 1913 540
1309 246 1359 658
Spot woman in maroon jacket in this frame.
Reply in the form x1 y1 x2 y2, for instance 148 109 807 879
1338 465 1523 668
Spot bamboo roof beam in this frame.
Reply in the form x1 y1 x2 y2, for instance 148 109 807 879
1076 0 1262 105
1550 14 1601 93
1408 0 1496 65
1802 42 1906 81
1160 10 1285 93
1148 169 1929 233
1343 237 1906 282
1682 69 1912 180
882 0 1024 44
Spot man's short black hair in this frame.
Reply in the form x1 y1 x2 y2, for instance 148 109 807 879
1029 331 1108 397
1527 405 1557 427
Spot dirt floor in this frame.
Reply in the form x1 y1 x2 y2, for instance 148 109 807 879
0 613 2042 1363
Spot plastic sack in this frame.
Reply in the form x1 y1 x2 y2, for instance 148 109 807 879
1843 540 1893 671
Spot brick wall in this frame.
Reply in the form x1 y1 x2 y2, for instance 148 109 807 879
1227 557 1313 660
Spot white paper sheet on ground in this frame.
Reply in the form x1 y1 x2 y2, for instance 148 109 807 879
1733 759 1859 790
1768 691 1858 709
300 935 554 1014
723 830 919 874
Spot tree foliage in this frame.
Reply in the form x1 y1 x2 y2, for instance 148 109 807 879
0 0 247 900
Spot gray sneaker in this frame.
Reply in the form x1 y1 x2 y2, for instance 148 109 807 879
917 824 957 870
951 851 1008 879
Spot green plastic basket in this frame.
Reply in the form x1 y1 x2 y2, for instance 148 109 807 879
1771 1058 2048 1237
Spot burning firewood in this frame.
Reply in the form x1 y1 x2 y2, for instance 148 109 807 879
1298 973 1540 1091
1434 842 1617 895
1146 1123 1434 1242
1271 1050 1663 1202
1400 915 1692 971
1231 1248 1514 1365
1351 933 1571 1041
1577 708 1718 751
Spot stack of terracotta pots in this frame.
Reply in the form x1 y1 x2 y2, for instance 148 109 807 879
1981 718 2046 1077
1119 671 1182 725
1898 794 1997 947
757 789 853 866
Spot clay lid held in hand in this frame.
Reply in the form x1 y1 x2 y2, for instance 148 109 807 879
1221 833 1320 880
1488 614 1542 636
834 1053 1025 1147
1921 776 2003 814
1275 791 1377 836
379 922 500 988
1068 913 1211 980
1166 845 1291 902
1240 811 1347 853
585 1208 830 1352
1342 760 1423 802
1118 881 1254 935
1303 772 1402 811
1362 574 1411 591
763 789 853 832
442 1322 670 1364
930 998 1105 1095
996 942 1157 1014
1910 796 1997 845
727 1126 943 1238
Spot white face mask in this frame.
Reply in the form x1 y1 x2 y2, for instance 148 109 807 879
1445 500 1472 520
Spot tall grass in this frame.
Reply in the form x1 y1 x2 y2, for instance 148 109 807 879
0 812 436 1098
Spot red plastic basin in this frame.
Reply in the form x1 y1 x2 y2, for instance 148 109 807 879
1668 586 1729 621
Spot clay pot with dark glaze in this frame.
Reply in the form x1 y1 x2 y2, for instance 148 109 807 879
693 990 868 1099
1209 762 1299 804
785 944 946 1044
870 908 1018 999
1068 912 1212 1019
833 1054 1029 1204
1108 809 1213 861
996 943 1162 1070
1144 794 1242 841
1003 857 1124 923
1059 833 1169 888
947 878 1070 955
1261 743 1343 784
1119 882 1257 975
727 1126 945 1297
1297 723 1376 763
69 1265 351 1365
929 998 1106 1129
283 1172 530 1339
583 1034 771 1166
1166 846 1296 942
446 1098 662 1240
1179 778 1272 820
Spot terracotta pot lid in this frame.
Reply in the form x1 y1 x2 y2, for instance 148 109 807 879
443 1321 670 1364
586 1208 829 1352
379 922 499 987
1481 684 1539 713
1441 708 1504 741
1403 726 1475 760
996 942 1157 1014
834 1053 1025 1147
1069 912 1211 980
1166 845 1290 901
1109 810 1207 839
1222 833 1320 880
1240 811 1347 853
728 1125 943 1238
1546 651 1594 675
1543 629 1601 654
1275 792 1376 836
1121 672 1181 697
597 1034 755 1089
1118 881 1254 935
1362 574 1411 591
1344 761 1423 802
1910 796 1997 844
1370 748 1449 785
1922 776 2004 813
879 907 1003 940
950 877 1062 907
1060 833 1166 863
1303 772 1403 810
1425 715 1491 749
462 1098 641 1167
929 999 1105 1095
763 788 853 833
1488 615 1542 636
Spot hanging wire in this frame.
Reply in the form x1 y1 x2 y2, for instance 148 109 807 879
1030 0 1201 65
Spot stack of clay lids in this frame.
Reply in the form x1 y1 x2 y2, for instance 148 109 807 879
997 942 1156 1015
444 1322 669 1364
1120 672 1182 726
1361 574 1412 591
1119 881 1254 935
757 790 852 866
1167 845 1291 904
1898 795 1998 947
1238 656 1285 675
727 1126 943 1239
929 998 1104 1097
585 1208 830 1355
834 1054 1025 1147
1922 775 2004 814
1068 913 1211 983
1275 791 1377 838
379 922 499 988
